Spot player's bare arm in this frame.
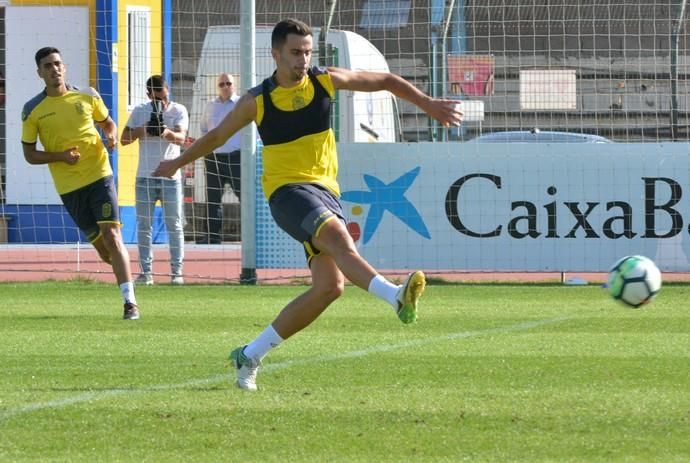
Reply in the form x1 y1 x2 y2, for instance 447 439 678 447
22 142 80 165
120 125 146 146
328 66 463 128
161 125 187 145
97 116 118 150
153 92 256 178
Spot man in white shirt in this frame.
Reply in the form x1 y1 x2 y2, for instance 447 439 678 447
121 75 189 285
197 73 242 244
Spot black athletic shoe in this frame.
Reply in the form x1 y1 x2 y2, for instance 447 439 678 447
123 302 140 320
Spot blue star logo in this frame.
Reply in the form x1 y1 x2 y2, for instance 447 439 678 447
341 166 431 244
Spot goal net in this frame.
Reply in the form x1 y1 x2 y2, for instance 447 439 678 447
2 1 690 283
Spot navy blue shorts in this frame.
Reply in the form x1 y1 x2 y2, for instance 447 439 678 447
60 175 120 243
269 183 345 261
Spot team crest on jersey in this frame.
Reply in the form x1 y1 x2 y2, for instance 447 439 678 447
75 101 85 115
292 96 306 110
102 202 113 219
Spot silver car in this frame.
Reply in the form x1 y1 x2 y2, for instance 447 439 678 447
467 129 612 143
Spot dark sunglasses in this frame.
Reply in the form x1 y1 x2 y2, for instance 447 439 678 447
218 82 233 88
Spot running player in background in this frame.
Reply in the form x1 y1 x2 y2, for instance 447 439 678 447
22 47 140 320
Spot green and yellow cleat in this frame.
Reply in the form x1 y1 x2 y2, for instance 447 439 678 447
396 271 426 324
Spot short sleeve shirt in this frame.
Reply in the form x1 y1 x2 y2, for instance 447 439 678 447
21 86 112 194
125 100 189 179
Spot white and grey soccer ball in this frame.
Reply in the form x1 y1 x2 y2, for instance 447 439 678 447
607 255 662 308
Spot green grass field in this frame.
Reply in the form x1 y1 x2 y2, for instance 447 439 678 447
1 281 688 462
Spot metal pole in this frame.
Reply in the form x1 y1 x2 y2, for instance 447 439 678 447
440 0 456 141
430 0 445 141
430 43 438 141
318 0 337 67
239 0 257 284
671 0 687 140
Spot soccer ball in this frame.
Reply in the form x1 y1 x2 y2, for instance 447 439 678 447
607 255 662 308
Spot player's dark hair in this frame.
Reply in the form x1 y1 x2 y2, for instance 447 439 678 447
146 75 167 95
271 18 312 49
35 47 61 67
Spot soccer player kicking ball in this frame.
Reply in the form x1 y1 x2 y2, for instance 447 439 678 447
22 47 140 320
153 19 463 390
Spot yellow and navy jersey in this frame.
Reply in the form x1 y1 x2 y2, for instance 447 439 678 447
21 85 112 194
249 66 339 199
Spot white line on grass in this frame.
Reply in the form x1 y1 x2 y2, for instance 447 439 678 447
0 316 570 422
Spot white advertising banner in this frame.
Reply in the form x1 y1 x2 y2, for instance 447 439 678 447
256 142 690 272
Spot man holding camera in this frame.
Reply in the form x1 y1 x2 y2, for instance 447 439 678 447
121 75 189 285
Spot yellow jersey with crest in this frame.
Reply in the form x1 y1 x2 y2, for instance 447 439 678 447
21 86 112 194
250 67 338 199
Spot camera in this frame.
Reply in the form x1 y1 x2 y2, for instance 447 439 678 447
146 99 166 136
